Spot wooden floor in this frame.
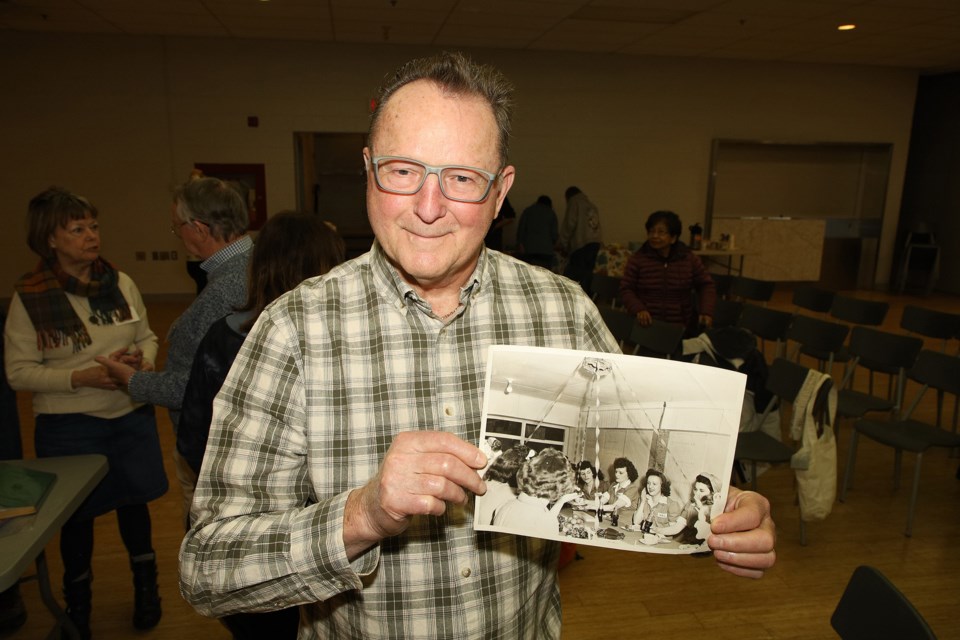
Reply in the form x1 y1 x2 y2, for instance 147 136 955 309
10 286 960 639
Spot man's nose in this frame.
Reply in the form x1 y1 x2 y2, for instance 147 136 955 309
413 173 446 222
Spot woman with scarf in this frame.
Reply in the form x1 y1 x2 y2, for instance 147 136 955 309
4 187 166 639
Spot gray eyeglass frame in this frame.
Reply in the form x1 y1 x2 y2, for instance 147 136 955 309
369 155 500 203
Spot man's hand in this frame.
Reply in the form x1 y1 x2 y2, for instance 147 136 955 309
707 487 776 579
94 355 137 386
343 431 487 560
636 310 653 326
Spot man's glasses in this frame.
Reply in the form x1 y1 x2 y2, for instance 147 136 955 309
170 219 192 236
369 156 500 203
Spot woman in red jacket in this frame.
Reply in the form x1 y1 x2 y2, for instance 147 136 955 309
619 210 716 337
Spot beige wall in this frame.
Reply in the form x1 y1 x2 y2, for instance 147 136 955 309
0 32 917 295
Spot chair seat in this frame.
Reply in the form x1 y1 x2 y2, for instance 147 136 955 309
735 431 793 463
854 418 960 453
838 389 894 419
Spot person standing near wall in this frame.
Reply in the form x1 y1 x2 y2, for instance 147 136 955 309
5 187 167 638
559 186 602 293
97 176 252 525
516 195 559 270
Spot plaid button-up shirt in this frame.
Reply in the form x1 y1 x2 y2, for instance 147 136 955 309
180 242 618 639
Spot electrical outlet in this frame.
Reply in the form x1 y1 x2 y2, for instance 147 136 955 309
170 250 178 261
135 251 146 261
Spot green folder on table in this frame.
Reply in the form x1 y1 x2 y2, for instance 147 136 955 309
0 463 57 520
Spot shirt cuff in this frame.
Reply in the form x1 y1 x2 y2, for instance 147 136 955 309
288 491 380 601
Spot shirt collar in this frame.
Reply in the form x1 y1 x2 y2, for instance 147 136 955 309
369 240 485 319
201 235 252 273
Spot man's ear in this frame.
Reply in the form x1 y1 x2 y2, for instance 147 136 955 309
493 166 516 219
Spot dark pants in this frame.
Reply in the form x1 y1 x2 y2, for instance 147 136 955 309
563 242 601 295
61 504 153 582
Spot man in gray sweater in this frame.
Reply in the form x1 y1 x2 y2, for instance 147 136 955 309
99 176 252 520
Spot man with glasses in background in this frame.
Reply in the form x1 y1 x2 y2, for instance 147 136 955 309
180 52 776 638
98 176 251 525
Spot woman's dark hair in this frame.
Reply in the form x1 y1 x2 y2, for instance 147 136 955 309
536 194 552 207
26 187 98 259
565 186 581 200
237 211 346 331
643 468 672 497
576 460 604 482
645 210 682 238
612 457 639 483
695 474 715 494
483 444 528 488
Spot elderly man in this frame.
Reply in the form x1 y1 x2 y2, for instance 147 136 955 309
98 176 252 519
180 52 775 639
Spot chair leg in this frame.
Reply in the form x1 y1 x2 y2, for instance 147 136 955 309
840 430 859 501
905 452 923 538
893 449 902 491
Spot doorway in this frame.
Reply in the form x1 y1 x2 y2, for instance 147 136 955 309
295 132 373 258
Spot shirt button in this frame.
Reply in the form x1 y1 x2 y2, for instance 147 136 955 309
444 406 454 417
461 567 472 578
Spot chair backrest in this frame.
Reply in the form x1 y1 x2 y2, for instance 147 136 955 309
830 294 889 326
597 304 634 349
906 349 960 397
898 350 960 428
712 298 743 329
831 565 936 640
846 326 923 377
765 357 811 404
730 276 775 303
591 274 622 308
737 304 793 344
791 285 835 314
630 320 684 359
900 304 960 349
787 314 849 364
712 273 735 299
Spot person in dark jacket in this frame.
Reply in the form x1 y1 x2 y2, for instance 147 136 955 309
176 211 345 639
620 210 716 337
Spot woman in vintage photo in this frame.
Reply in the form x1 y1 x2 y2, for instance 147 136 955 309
599 457 642 521
493 448 579 537
633 468 686 537
475 444 528 526
674 473 723 545
575 460 609 502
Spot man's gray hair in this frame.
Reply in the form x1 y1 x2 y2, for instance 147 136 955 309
173 177 248 241
369 51 514 168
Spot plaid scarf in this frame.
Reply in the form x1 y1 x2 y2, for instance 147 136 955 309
14 257 132 353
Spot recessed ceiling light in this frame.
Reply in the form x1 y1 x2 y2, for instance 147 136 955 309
837 24 856 31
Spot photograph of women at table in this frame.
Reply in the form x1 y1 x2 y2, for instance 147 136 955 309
475 345 744 555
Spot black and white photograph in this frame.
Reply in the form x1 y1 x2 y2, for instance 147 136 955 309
475 345 746 555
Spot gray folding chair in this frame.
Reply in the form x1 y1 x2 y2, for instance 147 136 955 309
840 349 960 536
